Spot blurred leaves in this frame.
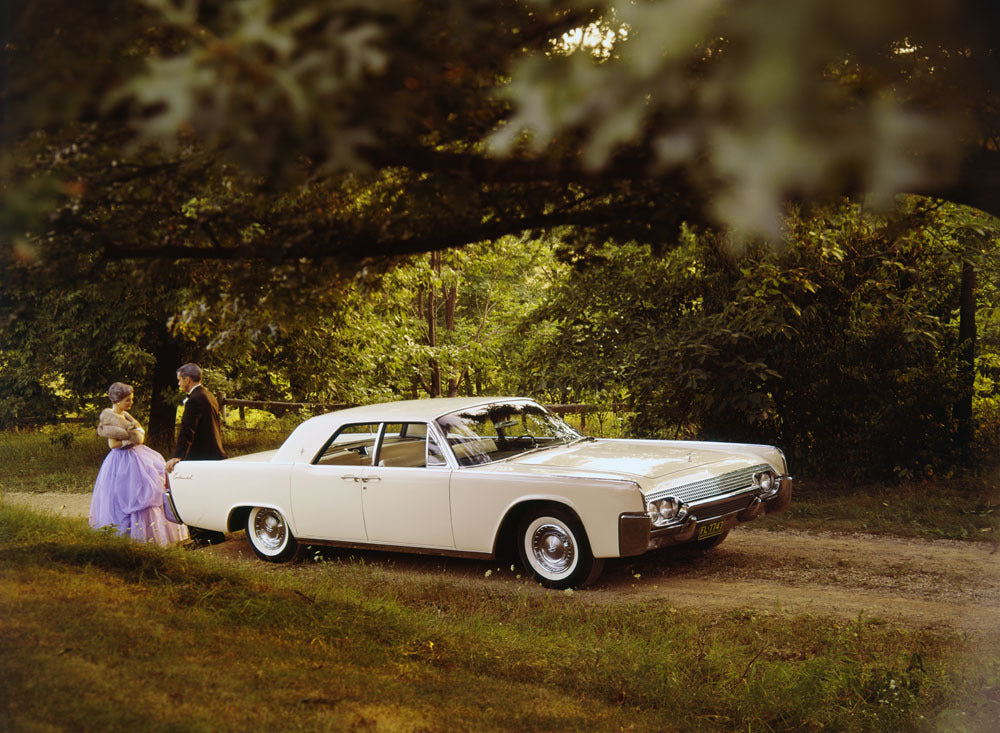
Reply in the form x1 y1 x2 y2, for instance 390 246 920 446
5 0 998 256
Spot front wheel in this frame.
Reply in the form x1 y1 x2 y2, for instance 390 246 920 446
246 506 299 562
517 507 604 589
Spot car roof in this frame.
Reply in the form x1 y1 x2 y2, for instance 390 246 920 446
273 396 538 462
305 396 530 426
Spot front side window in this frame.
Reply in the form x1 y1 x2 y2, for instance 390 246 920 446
436 401 581 466
378 422 448 468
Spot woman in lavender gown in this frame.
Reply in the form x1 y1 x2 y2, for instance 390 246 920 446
89 382 189 546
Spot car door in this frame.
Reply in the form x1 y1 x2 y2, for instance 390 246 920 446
289 423 377 542
361 422 455 548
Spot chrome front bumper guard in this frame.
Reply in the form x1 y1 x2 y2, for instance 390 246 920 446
618 475 793 557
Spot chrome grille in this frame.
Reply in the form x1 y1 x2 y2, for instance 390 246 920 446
689 494 755 520
645 463 770 504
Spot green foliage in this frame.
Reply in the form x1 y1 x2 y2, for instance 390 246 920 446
3 1 999 485
528 200 1000 479
504 1 999 235
208 236 562 403
762 477 999 542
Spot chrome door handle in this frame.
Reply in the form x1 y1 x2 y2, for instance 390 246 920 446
363 476 381 483
341 475 361 482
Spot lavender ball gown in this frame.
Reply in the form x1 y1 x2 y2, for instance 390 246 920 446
89 443 189 546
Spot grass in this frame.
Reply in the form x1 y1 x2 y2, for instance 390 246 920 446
0 425 108 493
2 504 997 732
761 476 1000 544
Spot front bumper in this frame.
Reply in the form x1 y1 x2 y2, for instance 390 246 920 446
618 475 793 557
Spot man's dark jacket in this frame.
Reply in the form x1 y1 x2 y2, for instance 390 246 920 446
172 384 226 461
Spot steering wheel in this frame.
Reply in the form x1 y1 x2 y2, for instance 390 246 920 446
517 434 537 448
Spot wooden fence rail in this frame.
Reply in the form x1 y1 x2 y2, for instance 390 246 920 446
220 399 353 419
18 399 618 431
220 399 606 429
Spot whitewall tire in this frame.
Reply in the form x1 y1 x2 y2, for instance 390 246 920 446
246 506 299 563
517 507 603 589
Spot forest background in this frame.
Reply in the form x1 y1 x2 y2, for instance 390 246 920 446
3 0 1000 484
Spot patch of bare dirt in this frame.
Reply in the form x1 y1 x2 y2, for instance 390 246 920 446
3 491 92 518
592 529 1000 636
8 492 999 635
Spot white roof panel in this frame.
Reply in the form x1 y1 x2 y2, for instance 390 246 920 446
271 396 534 462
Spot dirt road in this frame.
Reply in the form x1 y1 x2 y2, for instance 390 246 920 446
6 491 999 635
593 528 1000 636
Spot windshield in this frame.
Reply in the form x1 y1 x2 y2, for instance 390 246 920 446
435 401 582 466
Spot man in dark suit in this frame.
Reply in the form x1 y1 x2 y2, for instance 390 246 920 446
165 363 226 471
165 363 227 545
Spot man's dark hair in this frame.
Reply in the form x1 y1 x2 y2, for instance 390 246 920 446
177 363 203 382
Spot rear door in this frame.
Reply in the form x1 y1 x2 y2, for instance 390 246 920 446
289 423 376 541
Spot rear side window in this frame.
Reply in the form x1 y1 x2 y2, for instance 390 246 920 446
314 423 380 466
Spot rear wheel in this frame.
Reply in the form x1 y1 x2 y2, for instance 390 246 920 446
246 506 299 562
517 507 604 589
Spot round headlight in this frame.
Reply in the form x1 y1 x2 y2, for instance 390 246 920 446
658 498 678 522
755 471 775 493
647 498 679 526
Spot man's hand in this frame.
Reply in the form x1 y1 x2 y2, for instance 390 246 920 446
165 458 181 473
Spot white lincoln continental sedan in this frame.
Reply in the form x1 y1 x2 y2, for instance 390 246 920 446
164 397 792 588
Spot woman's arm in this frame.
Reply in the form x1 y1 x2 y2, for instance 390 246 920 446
123 412 145 445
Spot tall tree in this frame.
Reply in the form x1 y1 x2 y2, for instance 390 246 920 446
0 126 246 444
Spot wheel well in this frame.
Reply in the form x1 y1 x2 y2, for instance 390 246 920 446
228 506 253 533
493 500 584 562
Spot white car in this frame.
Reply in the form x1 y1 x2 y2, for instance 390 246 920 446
164 397 792 588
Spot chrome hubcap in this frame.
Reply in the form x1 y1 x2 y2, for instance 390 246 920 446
531 522 575 574
253 509 286 552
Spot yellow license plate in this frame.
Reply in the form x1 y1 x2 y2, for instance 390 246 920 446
697 520 725 540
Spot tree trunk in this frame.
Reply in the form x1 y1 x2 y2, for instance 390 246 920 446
425 252 444 396
145 326 183 454
954 260 976 460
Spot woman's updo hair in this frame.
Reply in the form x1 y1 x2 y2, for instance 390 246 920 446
108 382 133 404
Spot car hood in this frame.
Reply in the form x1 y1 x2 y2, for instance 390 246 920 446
496 438 782 485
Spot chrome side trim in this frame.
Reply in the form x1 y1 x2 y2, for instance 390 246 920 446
294 537 493 560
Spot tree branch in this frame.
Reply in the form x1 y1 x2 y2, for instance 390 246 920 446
100 200 694 264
